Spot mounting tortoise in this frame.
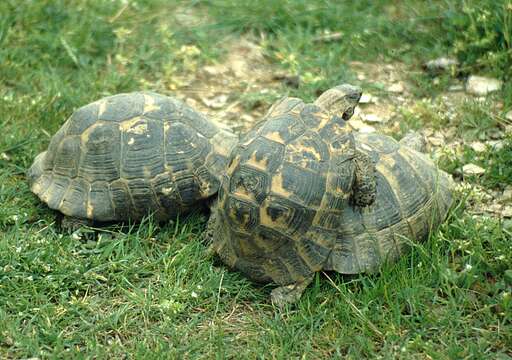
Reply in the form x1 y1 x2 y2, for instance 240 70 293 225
206 84 453 306
28 92 237 230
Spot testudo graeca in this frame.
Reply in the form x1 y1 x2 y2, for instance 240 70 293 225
28 92 238 231
206 85 453 306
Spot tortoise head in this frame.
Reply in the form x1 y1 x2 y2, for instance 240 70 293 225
314 84 362 120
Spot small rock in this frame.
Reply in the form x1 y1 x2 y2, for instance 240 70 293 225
359 93 374 104
203 65 228 76
357 73 366 81
463 163 486 176
428 133 445 147
448 84 464 92
488 140 505 150
429 138 444 147
424 57 459 74
502 206 512 218
466 75 502 96
470 141 487 153
362 113 385 123
348 119 376 133
387 82 405 93
347 119 366 131
501 186 512 202
488 203 503 214
240 114 254 123
201 94 228 109
185 98 199 108
445 127 457 139
423 128 434 137
505 110 512 122
359 125 376 134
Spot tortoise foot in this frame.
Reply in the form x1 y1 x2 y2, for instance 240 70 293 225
270 279 312 307
60 216 94 234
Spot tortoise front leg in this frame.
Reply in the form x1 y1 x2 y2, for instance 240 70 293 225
202 206 219 258
270 277 314 307
352 149 376 207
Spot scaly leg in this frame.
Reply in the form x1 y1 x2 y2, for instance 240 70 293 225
270 277 314 307
352 149 376 207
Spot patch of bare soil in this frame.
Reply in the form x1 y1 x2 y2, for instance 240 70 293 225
179 36 283 133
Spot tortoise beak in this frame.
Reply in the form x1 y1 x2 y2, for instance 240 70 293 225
334 84 361 121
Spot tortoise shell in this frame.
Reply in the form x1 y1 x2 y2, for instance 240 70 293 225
211 96 362 285
210 100 453 289
324 132 453 274
28 92 237 222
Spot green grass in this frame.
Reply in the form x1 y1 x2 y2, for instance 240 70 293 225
1 0 511 358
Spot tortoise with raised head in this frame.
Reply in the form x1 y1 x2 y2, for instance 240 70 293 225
205 84 379 304
206 85 453 306
28 92 238 230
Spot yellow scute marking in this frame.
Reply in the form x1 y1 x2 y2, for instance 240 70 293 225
259 205 275 227
120 117 147 134
143 94 160 113
81 123 102 143
226 156 240 176
263 131 285 144
380 154 396 168
270 172 292 197
244 151 267 171
289 139 324 160
97 100 107 117
87 202 94 218
231 190 254 202
161 186 174 195
313 112 330 130
302 145 321 161
376 160 400 193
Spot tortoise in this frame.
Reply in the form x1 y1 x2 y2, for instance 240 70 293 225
28 91 238 230
205 84 377 301
206 84 453 306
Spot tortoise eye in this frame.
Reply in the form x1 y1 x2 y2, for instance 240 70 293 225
342 107 355 120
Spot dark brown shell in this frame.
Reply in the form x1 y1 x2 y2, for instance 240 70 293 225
212 97 360 286
28 92 237 221
324 132 453 274
210 100 453 287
